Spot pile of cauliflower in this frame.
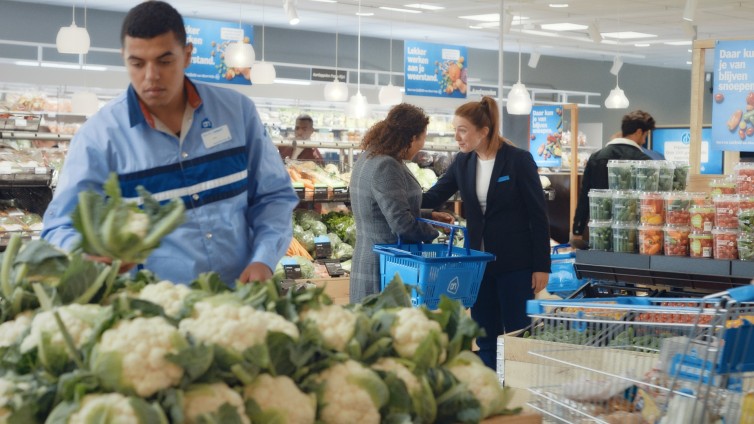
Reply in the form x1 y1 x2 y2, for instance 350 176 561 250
0 235 518 423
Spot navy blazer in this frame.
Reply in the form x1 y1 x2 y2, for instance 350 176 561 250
422 142 551 275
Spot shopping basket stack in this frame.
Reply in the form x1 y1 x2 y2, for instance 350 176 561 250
522 286 754 423
373 218 495 309
546 244 587 299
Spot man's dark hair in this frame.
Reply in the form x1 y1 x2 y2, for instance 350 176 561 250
621 110 656 136
120 1 186 46
296 115 314 127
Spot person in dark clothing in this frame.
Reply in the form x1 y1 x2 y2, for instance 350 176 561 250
278 114 324 165
571 110 656 247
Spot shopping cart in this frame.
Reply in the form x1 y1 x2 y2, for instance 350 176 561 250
547 244 587 299
523 285 754 423
373 218 495 309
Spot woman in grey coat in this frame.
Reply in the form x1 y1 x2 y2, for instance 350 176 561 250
349 104 453 303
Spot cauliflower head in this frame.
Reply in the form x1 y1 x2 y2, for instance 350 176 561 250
183 382 249 424
244 374 315 424
446 351 511 418
91 316 186 397
66 392 164 424
300 304 356 352
0 312 32 348
371 357 419 394
390 308 448 364
315 360 388 424
179 301 298 353
20 304 105 354
137 280 191 317
371 358 437 423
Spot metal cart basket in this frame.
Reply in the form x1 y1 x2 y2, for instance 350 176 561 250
523 285 754 423
373 218 494 309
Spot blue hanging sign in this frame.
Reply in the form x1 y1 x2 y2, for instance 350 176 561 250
184 17 254 85
404 41 467 98
529 105 563 168
711 40 754 151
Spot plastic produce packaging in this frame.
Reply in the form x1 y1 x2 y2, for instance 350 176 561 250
687 192 709 206
738 234 754 261
607 160 635 190
664 192 691 226
657 161 676 192
611 190 639 224
588 189 613 221
663 225 690 256
638 225 663 255
634 161 660 192
612 222 637 253
712 194 740 229
709 177 737 196
689 232 713 258
640 192 665 225
739 209 754 235
740 195 754 211
735 162 754 195
672 163 690 191
689 205 715 233
712 227 738 260
588 220 612 251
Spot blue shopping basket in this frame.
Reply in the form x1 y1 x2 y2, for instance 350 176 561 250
547 244 586 298
373 218 495 309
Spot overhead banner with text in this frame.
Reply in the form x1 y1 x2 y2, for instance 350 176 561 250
184 17 254 85
404 41 467 98
529 105 563 168
711 40 754 151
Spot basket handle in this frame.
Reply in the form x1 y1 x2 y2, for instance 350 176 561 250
418 217 470 256
551 243 570 254
373 245 414 257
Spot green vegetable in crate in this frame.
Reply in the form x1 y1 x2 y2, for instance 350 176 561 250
588 223 612 251
634 163 659 191
71 173 185 264
611 193 638 223
740 209 754 234
612 224 637 253
607 161 634 190
588 190 612 221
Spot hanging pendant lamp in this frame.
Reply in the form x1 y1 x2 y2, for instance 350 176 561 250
506 42 532 115
225 0 255 69
324 4 348 102
347 0 370 118
378 22 402 106
56 2 90 54
605 73 629 109
251 0 275 84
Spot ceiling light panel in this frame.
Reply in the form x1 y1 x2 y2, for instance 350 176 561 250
549 3 569 7
540 23 588 31
379 6 421 13
404 3 445 11
601 31 657 39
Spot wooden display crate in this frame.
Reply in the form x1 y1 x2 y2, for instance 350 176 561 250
483 412 541 423
305 276 349 305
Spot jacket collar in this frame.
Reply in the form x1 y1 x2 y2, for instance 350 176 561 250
606 137 643 151
127 77 202 128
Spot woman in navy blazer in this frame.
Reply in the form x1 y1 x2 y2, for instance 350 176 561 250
422 96 551 369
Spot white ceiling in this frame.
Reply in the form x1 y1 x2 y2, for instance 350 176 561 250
15 0 754 70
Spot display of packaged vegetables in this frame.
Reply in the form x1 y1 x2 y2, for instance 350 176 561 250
689 232 713 258
663 225 690 256
672 163 690 191
738 234 754 261
713 194 740 229
638 225 663 255
739 209 754 235
689 205 715 233
688 192 709 206
634 161 659 192
588 189 612 221
709 177 736 196
588 220 612 251
664 192 691 226
611 190 639 224
740 195 754 211
640 192 665 225
607 160 635 190
735 162 754 195
657 161 676 192
611 222 637 253
712 227 738 260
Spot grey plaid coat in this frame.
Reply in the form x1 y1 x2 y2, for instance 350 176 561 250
348 152 438 303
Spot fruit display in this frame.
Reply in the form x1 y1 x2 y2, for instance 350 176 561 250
712 227 739 260
638 225 664 255
664 192 691 226
639 192 665 225
735 162 754 195
689 205 715 233
689 232 713 258
712 194 740 229
663 226 690 256
709 177 737 196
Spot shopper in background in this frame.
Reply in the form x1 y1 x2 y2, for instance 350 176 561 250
421 96 551 370
278 114 324 165
349 103 454 303
571 110 656 247
41 1 298 285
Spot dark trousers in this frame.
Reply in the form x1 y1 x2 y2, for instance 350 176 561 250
471 268 534 369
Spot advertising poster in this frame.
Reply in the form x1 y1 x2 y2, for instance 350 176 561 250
711 40 754 151
529 105 563 168
184 17 254 85
404 41 467 98
651 127 723 175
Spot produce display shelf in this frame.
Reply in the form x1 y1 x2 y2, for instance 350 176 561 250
0 171 52 187
574 250 754 293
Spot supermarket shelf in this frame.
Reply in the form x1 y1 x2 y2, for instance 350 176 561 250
0 131 73 141
0 171 52 187
574 250 753 293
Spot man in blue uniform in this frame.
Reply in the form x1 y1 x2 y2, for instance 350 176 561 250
42 1 298 285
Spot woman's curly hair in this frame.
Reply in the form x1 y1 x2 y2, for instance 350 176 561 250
360 103 429 159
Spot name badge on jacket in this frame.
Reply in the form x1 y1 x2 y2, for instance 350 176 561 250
201 125 232 149
497 175 510 182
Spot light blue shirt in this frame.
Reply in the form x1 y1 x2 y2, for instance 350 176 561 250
42 79 298 285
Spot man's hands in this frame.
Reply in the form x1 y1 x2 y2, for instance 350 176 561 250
569 234 589 250
239 262 273 283
85 255 137 274
431 211 455 224
532 271 549 294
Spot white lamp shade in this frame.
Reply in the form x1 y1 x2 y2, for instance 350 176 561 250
324 79 349 102
251 61 276 84
56 23 90 54
347 92 370 119
71 91 99 115
605 86 630 109
378 83 403 106
224 41 255 68
506 82 533 115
